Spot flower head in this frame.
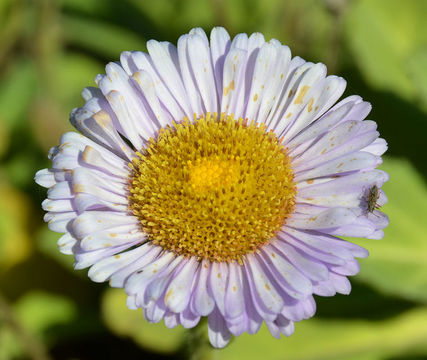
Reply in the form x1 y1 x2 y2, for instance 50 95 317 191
35 27 389 348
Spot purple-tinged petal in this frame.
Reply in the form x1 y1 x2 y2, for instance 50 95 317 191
208 308 232 348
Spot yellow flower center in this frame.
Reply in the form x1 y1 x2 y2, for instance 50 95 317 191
188 158 237 192
128 113 296 262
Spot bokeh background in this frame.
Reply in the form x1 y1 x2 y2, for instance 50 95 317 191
1 0 427 359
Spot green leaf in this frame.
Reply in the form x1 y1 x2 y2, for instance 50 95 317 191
62 15 147 58
101 288 186 354
352 157 427 302
221 306 427 360
345 0 427 102
0 178 31 271
53 52 104 109
28 53 103 152
0 58 37 130
0 118 8 158
407 46 427 111
14 292 77 337
0 291 76 359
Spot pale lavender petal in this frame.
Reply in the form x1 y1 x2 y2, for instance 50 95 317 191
164 257 198 313
208 308 232 348
191 260 215 316
210 27 231 100
224 262 245 319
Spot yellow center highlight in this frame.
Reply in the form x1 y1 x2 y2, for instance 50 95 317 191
128 113 296 263
188 158 237 192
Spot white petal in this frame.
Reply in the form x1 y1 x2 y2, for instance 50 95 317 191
130 51 185 121
294 121 379 171
210 27 231 100
74 240 140 270
164 257 198 313
287 208 356 230
246 254 284 315
269 62 326 135
224 262 245 319
329 273 351 294
71 108 134 161
104 90 145 149
191 259 215 316
80 226 144 251
144 298 167 323
164 312 180 328
363 138 388 156
177 34 204 116
110 246 163 288
72 211 139 239
220 48 247 116
88 243 155 283
42 198 73 213
187 34 219 114
57 233 77 255
124 251 175 301
260 245 312 298
295 152 380 181
80 145 130 179
208 261 228 316
257 43 291 124
244 43 278 121
35 169 56 188
146 40 193 118
297 170 389 195
47 212 75 232
130 70 172 128
272 240 329 281
282 75 346 140
280 227 355 261
208 308 232 348
179 307 201 329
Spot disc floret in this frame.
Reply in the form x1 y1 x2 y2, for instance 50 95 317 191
128 113 296 262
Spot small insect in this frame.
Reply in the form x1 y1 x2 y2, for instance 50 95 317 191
366 185 381 213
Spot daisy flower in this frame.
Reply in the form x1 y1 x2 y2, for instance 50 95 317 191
35 27 389 348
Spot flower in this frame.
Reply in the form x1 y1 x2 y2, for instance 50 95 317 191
35 27 389 348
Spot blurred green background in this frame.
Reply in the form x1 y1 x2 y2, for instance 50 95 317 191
1 0 427 359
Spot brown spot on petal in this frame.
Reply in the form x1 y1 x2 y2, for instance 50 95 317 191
165 289 173 303
223 80 235 96
73 184 84 193
307 98 314 112
294 85 310 104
